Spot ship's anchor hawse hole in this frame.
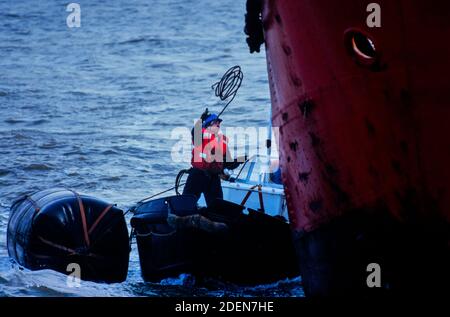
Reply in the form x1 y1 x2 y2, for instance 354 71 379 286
344 29 380 69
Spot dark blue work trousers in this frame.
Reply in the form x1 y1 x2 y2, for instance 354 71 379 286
182 168 223 207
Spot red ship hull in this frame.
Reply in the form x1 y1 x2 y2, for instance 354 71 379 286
256 0 450 296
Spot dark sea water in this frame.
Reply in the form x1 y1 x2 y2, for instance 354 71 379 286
0 0 303 296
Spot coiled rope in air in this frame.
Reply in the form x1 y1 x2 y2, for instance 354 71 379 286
212 65 244 118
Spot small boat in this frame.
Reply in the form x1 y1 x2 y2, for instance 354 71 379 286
130 194 298 285
199 154 288 221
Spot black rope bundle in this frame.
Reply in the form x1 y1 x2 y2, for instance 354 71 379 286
211 65 244 117
175 169 190 196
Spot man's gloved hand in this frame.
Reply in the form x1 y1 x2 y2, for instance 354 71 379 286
219 169 231 181
200 108 209 121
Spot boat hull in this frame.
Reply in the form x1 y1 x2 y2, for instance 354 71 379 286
130 195 298 285
260 0 450 296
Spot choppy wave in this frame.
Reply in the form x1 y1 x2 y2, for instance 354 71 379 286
23 164 53 171
4 118 25 124
0 265 133 297
0 169 11 177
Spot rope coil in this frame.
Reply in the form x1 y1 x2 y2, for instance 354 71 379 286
212 65 244 118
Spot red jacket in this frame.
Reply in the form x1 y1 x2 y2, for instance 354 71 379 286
191 128 228 173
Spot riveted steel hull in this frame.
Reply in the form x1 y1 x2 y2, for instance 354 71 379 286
260 0 450 296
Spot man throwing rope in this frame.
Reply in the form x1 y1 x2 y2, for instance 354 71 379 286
183 109 244 207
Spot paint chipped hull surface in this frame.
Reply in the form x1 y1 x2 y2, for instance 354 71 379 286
260 0 450 296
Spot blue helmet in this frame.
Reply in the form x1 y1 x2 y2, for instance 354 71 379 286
202 113 222 128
